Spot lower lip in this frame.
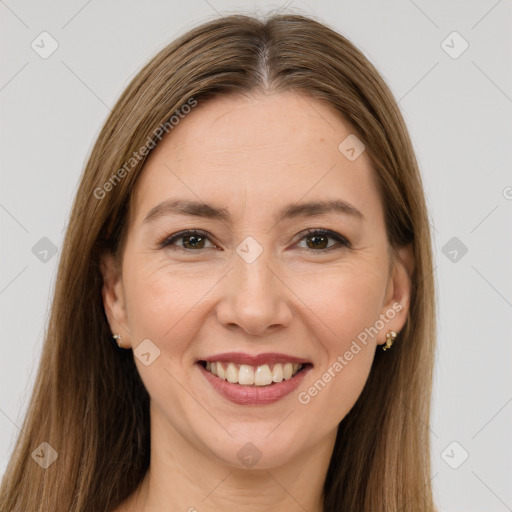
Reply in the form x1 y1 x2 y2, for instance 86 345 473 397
197 363 311 405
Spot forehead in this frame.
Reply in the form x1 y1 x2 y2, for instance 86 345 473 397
131 91 383 227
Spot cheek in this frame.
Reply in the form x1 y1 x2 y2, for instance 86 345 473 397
296 272 382 426
294 262 388 424
123 253 220 341
290 259 388 352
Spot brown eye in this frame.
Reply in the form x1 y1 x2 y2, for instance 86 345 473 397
181 233 206 249
160 230 215 250
297 229 350 251
305 233 329 249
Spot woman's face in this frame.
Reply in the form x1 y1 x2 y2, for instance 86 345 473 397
102 91 413 469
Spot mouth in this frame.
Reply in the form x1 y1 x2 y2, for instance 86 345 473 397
198 360 312 387
195 353 313 405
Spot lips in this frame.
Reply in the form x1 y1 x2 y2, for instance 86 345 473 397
196 352 313 405
199 352 311 366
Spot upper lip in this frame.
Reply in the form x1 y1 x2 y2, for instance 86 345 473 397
198 352 312 366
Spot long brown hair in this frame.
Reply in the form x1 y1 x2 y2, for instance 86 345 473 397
0 12 437 511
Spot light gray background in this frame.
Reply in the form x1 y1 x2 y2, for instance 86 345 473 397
1 1 511 511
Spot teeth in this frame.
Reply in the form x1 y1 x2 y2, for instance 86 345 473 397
226 362 238 383
204 361 304 386
283 363 293 380
217 361 226 380
272 363 284 383
238 364 254 385
254 364 273 386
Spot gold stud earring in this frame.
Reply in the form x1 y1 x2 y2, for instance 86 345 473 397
382 330 397 351
112 333 123 348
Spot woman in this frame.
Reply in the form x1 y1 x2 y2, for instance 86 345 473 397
0 12 437 512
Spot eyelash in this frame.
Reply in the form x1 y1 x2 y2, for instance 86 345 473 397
159 228 351 253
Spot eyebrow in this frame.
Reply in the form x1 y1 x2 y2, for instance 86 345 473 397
142 198 365 225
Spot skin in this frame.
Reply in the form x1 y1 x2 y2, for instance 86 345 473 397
102 91 414 512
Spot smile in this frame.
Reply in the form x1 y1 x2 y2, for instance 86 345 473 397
202 361 304 386
196 352 313 405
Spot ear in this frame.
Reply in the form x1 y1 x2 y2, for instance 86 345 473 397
377 242 415 346
100 251 131 347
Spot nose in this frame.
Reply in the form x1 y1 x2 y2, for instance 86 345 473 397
215 245 293 337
